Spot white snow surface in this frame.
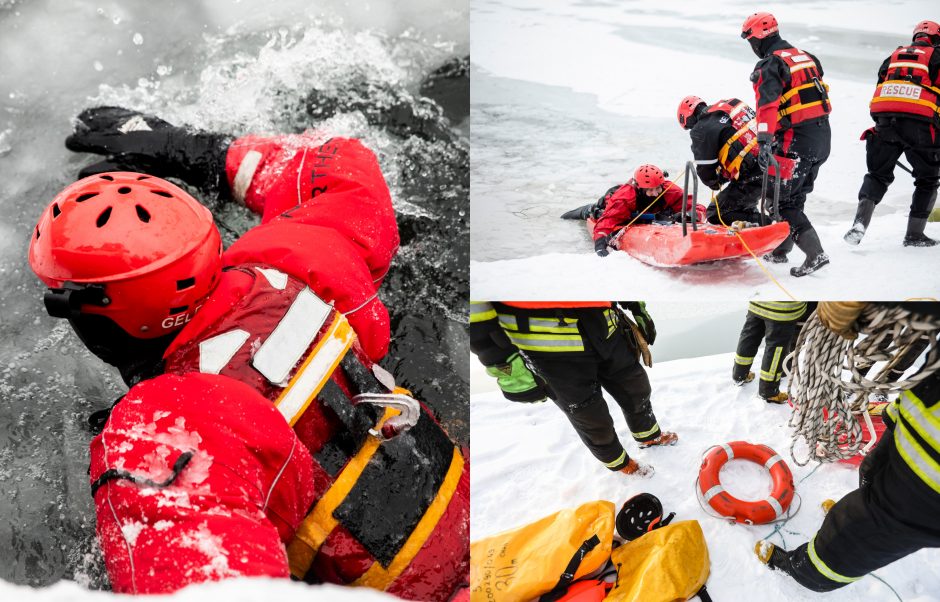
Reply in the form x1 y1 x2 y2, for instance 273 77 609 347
470 352 940 601
0 577 395 602
470 0 940 299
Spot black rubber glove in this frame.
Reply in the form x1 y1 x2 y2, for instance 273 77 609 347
757 133 774 171
622 301 656 345
594 236 610 257
65 106 232 191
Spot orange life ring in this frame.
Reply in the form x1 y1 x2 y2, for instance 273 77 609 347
697 441 794 525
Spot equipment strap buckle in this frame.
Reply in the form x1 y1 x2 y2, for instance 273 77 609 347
43 282 109 319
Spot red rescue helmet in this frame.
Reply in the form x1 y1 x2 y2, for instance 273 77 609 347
677 95 706 129
913 20 940 40
741 12 779 40
634 164 665 189
29 173 222 339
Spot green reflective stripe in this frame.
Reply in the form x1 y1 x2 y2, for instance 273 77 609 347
765 347 783 381
505 332 585 352
604 309 618 337
886 400 899 421
808 536 861 584
748 301 806 322
633 424 660 439
497 314 518 330
469 302 497 323
893 422 940 495
497 314 581 334
528 316 578 329
605 450 627 468
734 354 754 365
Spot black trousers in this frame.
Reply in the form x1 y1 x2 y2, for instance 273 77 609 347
779 370 940 592
733 311 799 397
858 117 940 219
706 175 763 225
777 119 831 239
526 323 659 470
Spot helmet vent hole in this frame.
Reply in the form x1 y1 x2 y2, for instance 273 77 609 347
118 186 132 195
151 190 173 198
137 175 150 180
135 205 151 223
99 175 114 181
34 227 40 240
96 207 113 228
176 277 196 291
169 305 188 315
76 193 97 203
52 203 61 218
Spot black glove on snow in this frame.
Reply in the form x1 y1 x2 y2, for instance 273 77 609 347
594 236 610 257
65 106 232 192
622 301 656 345
757 134 774 171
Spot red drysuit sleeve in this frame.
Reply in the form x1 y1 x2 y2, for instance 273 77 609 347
593 185 636 240
661 181 689 212
222 134 399 361
752 56 788 138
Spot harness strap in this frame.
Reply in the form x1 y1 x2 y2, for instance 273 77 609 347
538 534 602 602
91 451 194 497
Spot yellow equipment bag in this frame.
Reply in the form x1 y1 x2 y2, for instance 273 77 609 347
470 500 615 602
606 520 710 602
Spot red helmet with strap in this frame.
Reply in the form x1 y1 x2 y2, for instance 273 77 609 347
677 95 706 129
634 164 665 189
29 173 222 339
914 20 940 40
741 12 778 40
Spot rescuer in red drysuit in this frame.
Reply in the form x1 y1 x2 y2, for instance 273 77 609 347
28 106 468 599
592 164 704 257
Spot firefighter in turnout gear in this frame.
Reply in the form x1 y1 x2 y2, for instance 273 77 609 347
470 302 678 476
760 302 940 592
678 95 764 225
732 301 807 403
845 20 940 248
742 12 832 277
28 107 469 599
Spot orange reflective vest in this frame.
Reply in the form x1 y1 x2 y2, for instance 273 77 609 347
709 98 758 180
773 48 831 127
870 45 940 124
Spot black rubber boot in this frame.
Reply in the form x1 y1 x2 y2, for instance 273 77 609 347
903 217 938 247
790 229 829 277
561 202 597 220
762 234 794 263
844 198 876 246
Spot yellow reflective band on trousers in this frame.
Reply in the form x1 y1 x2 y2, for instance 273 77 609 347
890 390 940 495
605 309 618 337
469 301 497 323
759 347 784 383
808 536 861 584
747 301 806 322
604 450 627 468
734 354 753 366
632 424 660 440
497 312 585 352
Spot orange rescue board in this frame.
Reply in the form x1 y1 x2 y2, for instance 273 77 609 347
586 218 790 267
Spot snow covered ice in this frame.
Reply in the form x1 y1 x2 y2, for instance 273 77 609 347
471 0 940 299
470 303 940 600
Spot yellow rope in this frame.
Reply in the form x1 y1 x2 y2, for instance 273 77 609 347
712 191 798 301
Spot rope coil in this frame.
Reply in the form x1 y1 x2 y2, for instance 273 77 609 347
786 305 940 465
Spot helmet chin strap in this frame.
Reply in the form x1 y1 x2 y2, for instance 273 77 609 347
43 282 109 319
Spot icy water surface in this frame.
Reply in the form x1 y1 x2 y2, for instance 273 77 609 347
0 0 467 588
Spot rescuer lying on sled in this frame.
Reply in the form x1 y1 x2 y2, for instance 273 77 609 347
27 104 469 599
559 165 705 257
758 301 940 592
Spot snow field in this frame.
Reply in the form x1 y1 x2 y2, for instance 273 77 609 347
470 352 940 601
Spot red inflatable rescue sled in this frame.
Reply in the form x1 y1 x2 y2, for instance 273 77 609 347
587 218 790 267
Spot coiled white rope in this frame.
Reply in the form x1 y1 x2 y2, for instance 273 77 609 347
785 305 940 466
